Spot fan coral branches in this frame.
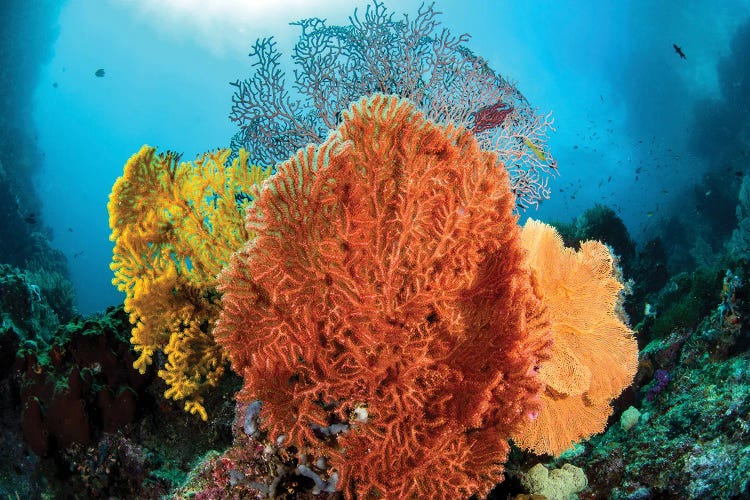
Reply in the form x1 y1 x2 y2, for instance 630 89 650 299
512 220 638 456
108 146 272 420
229 0 556 209
215 94 552 498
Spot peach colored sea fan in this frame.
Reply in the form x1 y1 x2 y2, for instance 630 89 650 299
513 219 638 456
215 94 551 499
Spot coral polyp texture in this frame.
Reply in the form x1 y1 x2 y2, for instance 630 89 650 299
215 94 552 499
512 219 638 456
108 146 272 420
230 0 556 209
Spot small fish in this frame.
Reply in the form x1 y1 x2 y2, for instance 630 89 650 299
523 137 546 162
95 68 105 77
68 227 74 232
646 211 654 217
705 190 712 196
52 82 58 88
24 213 37 224
673 43 686 60
73 251 85 258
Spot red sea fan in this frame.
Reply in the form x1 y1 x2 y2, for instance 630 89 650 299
215 94 551 499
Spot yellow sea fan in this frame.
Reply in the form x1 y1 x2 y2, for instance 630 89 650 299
108 145 272 420
513 219 638 455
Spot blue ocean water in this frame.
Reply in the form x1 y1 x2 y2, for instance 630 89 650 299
4 1 750 498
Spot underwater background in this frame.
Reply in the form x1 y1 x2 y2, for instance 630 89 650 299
3 0 750 498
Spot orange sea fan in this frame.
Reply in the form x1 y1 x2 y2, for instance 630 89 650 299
513 219 638 456
215 94 551 499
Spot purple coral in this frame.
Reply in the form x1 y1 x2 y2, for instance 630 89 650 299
646 369 670 401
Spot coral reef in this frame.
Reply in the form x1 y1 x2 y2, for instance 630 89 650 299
553 261 750 499
108 146 272 420
2 304 238 498
230 1 556 209
641 268 723 341
0 263 75 344
17 306 150 458
62 432 158 498
216 94 551 498
174 401 340 499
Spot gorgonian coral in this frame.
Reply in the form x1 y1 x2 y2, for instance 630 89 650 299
229 0 556 209
215 94 552 498
512 219 638 456
108 146 272 420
